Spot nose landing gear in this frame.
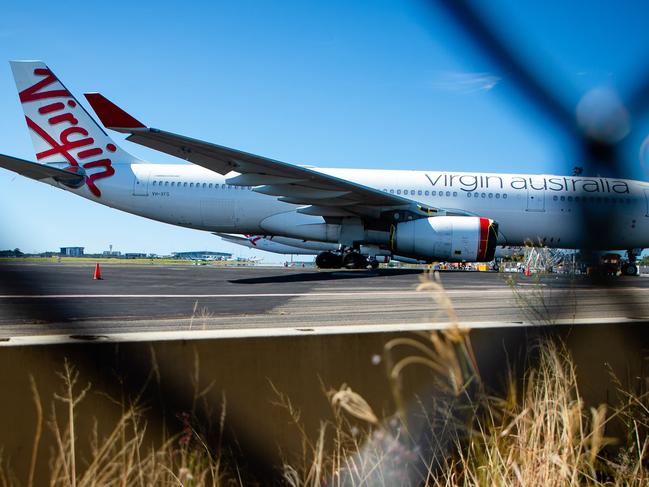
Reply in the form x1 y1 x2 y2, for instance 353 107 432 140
621 248 641 276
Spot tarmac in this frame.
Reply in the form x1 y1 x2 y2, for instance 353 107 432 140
0 263 648 343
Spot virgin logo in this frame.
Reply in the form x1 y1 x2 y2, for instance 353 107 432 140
245 235 262 246
20 68 114 197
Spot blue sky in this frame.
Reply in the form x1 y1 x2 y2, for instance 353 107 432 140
1 0 648 259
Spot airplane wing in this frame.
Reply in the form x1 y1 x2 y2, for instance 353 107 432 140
0 154 85 185
84 93 442 222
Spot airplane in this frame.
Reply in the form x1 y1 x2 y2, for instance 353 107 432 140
2 61 648 275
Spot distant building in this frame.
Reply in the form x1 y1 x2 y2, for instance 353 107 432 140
102 250 122 257
172 251 232 261
60 247 84 257
125 253 147 259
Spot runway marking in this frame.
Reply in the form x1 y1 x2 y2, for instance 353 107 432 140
0 287 646 299
0 291 425 298
2 316 648 347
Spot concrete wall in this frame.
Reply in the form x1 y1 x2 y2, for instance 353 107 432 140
0 323 647 483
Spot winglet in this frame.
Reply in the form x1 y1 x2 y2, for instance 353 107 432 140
84 93 146 131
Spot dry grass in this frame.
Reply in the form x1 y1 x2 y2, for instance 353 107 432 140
2 272 648 486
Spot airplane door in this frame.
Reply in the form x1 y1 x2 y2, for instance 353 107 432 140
645 189 649 217
133 171 149 196
526 189 545 212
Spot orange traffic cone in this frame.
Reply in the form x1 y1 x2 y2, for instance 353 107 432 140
93 262 103 280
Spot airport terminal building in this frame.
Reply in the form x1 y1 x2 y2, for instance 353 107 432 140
59 247 84 257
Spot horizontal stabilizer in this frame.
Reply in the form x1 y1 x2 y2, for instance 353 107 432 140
0 154 84 185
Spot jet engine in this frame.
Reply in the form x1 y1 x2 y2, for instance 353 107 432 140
392 216 498 262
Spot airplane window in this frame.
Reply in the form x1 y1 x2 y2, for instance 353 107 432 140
208 183 212 188
481 193 486 198
418 190 422 195
410 190 415 195
189 183 194 188
467 192 472 198
396 189 401 195
503 194 507 199
453 192 457 197
560 196 565 201
165 181 169 186
488 193 493 198
446 191 451 197
495 193 500 199
575 196 580 202
170 182 175 187
432 191 437 196
425 190 429 196
553 195 558 201
568 196 573 202
389 189 394 194
202 183 207 188
183 182 188 187
221 184 226 189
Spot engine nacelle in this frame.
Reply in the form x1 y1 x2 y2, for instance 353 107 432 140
393 216 498 262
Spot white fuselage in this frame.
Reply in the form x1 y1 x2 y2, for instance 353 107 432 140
51 163 649 251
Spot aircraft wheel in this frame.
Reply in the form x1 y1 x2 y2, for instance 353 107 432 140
343 252 368 269
369 260 380 270
316 252 342 269
623 263 639 276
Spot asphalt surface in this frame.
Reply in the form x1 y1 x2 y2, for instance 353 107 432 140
0 263 648 339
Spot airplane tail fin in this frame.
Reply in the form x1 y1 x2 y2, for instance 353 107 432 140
9 60 139 197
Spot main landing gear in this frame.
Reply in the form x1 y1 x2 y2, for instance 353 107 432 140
342 252 368 269
316 251 378 270
621 249 641 276
315 251 343 269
